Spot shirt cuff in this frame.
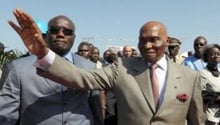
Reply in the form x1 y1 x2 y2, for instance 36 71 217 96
34 49 56 71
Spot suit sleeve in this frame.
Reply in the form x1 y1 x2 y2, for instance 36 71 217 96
38 54 118 90
186 72 206 125
0 62 20 124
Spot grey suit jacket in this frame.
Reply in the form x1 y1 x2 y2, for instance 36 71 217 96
0 54 102 125
39 54 206 125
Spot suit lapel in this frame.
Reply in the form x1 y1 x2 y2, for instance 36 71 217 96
44 53 76 96
156 60 183 114
132 58 156 112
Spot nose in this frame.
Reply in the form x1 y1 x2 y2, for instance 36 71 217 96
144 41 154 49
56 29 65 36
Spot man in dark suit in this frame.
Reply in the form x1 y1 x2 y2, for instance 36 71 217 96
0 14 103 125
9 8 206 125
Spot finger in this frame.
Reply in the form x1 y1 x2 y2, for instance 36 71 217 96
15 8 41 33
13 8 29 30
8 20 22 35
22 11 42 33
13 9 25 29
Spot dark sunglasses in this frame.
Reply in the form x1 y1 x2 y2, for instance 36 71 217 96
194 43 205 46
49 26 73 36
78 49 89 52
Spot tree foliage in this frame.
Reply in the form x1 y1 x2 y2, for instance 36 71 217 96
0 49 26 69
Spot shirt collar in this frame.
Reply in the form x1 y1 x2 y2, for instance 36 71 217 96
148 55 167 70
63 51 73 63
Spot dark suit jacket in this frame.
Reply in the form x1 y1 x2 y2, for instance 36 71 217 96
0 54 103 125
39 54 206 125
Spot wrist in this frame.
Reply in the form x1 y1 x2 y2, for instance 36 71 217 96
38 48 49 59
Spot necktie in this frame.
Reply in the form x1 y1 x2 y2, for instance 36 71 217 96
150 63 159 105
173 57 176 62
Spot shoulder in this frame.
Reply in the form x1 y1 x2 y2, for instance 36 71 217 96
183 55 196 62
72 53 96 69
169 60 197 76
4 55 35 67
121 56 143 63
119 57 147 72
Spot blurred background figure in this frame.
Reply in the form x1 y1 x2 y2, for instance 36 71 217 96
76 41 92 60
35 19 47 39
182 36 208 71
90 46 107 118
122 45 133 58
167 37 185 64
102 49 118 65
131 48 139 57
0 42 6 77
100 49 118 125
199 44 220 125
0 42 6 53
91 46 102 68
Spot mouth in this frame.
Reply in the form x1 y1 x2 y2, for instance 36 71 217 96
52 40 66 47
143 51 156 58
54 39 66 43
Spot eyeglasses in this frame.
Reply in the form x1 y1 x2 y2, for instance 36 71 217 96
49 26 74 36
209 52 220 57
168 46 179 49
194 43 205 47
78 49 89 52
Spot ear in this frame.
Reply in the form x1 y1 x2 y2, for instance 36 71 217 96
164 37 169 47
73 33 76 39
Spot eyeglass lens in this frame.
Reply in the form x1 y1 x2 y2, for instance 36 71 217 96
49 26 73 36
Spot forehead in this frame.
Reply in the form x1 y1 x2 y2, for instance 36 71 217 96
195 38 207 43
210 47 220 52
93 48 99 52
49 18 74 29
140 25 163 38
79 44 90 49
124 47 132 50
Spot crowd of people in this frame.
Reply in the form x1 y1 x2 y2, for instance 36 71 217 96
0 8 219 125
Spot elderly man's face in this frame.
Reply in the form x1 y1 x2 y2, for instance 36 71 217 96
138 21 168 63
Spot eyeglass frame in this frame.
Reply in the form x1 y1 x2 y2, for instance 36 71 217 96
48 26 74 36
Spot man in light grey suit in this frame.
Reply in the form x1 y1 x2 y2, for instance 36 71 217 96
9 8 206 125
0 15 103 125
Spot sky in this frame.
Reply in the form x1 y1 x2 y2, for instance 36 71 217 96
1 0 220 54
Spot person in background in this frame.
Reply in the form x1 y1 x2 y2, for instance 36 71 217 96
97 49 118 125
0 15 103 125
8 8 206 125
77 43 105 124
122 45 133 58
91 46 103 69
182 36 208 70
90 46 107 119
131 48 139 57
0 42 6 53
76 41 92 60
199 44 220 125
167 37 185 64
35 19 47 39
0 42 6 77
102 49 118 65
